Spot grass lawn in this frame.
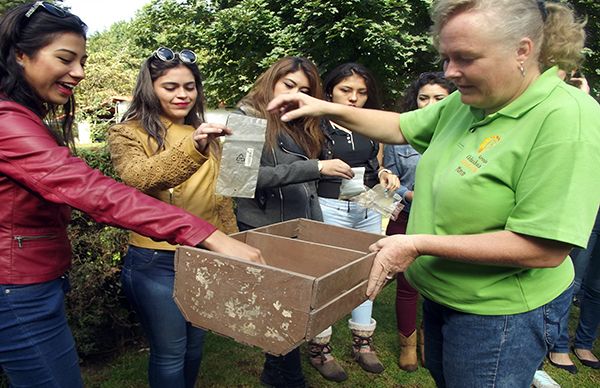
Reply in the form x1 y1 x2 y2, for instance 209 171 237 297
80 284 600 388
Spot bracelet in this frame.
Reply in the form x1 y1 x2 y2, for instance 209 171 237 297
317 161 323 172
378 168 392 178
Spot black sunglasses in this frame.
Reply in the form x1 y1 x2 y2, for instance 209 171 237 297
25 1 85 28
153 47 197 64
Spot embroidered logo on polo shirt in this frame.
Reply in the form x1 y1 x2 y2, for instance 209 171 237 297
455 135 501 176
477 135 501 154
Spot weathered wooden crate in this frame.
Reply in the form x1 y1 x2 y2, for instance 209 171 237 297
173 219 382 355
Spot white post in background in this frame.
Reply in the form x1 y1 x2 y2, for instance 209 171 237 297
77 120 91 144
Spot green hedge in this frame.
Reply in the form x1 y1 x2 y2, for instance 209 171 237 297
66 145 139 357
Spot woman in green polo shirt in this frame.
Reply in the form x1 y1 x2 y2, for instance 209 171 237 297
266 0 600 386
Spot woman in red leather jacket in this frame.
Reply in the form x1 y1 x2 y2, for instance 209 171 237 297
0 3 262 387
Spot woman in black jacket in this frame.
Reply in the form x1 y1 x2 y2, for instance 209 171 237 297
235 56 353 388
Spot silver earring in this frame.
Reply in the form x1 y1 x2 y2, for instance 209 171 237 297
519 61 526 77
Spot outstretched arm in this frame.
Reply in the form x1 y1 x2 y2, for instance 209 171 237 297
267 92 406 144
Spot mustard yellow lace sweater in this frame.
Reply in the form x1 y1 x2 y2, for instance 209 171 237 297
108 119 238 251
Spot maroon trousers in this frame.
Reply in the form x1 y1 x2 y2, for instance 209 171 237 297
386 211 419 337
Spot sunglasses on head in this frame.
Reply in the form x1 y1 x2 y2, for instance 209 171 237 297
25 1 85 27
153 47 197 64
26 1 67 18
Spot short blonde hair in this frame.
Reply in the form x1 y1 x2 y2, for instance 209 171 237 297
430 0 586 71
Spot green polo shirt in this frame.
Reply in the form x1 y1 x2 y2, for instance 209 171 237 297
402 67 600 315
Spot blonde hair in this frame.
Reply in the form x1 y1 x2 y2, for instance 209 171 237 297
430 0 586 71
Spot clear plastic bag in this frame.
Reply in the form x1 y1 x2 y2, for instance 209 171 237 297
350 184 405 220
215 114 267 198
338 167 366 200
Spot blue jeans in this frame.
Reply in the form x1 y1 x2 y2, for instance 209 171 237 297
554 210 600 353
121 246 206 388
574 216 600 350
0 277 83 388
423 284 573 388
320 196 381 325
319 197 382 234
571 210 600 297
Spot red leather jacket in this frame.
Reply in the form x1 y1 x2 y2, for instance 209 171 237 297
0 99 217 284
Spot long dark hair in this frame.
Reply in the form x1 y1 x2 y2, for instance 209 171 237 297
400 72 456 112
120 52 206 154
323 62 381 109
0 2 87 149
238 57 324 159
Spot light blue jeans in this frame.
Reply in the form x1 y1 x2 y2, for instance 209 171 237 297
0 277 83 388
319 197 381 325
424 284 573 388
121 246 206 388
319 197 382 235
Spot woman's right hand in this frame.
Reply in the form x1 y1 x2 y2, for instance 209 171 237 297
201 230 266 265
193 123 232 153
320 159 354 179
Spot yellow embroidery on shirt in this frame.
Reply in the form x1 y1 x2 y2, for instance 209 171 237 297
478 136 501 154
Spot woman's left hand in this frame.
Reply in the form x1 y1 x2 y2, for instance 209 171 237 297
379 171 400 191
193 123 233 153
366 235 419 300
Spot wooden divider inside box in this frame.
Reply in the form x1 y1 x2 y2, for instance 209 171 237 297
174 231 375 355
246 218 382 253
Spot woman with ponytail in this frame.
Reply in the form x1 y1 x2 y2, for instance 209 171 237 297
267 1 600 386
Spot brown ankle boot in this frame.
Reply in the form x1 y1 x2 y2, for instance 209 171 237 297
398 331 418 372
349 319 385 374
308 341 348 382
418 323 426 367
351 333 385 373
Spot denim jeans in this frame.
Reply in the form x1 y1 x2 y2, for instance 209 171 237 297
319 196 382 234
121 246 206 388
423 284 573 388
320 196 381 326
571 210 600 297
0 277 83 388
574 221 600 350
553 210 600 353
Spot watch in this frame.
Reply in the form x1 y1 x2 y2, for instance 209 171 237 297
317 161 323 172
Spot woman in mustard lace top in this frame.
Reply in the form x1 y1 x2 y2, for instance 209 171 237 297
108 48 237 388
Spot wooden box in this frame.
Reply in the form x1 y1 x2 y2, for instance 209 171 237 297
173 219 382 355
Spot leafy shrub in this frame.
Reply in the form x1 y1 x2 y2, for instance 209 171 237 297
89 120 112 144
66 145 140 357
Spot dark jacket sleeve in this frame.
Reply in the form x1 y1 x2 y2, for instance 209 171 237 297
0 103 216 246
